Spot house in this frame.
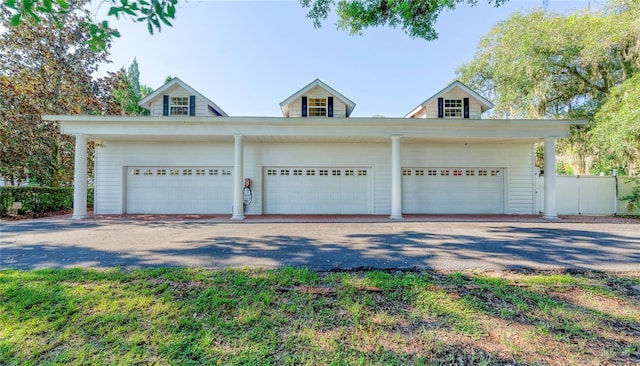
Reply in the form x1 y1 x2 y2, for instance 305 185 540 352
47 77 584 220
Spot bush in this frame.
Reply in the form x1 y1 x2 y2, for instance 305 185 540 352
619 178 640 211
0 187 94 217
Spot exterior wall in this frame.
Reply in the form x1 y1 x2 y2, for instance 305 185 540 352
402 143 534 214
148 84 211 117
287 86 347 118
95 140 535 215
249 142 389 214
419 88 483 119
94 141 235 214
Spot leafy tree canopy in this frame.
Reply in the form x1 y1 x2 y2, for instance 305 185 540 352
456 0 640 174
2 0 509 50
591 73 640 174
0 0 122 186
108 58 154 116
301 0 509 40
2 0 177 50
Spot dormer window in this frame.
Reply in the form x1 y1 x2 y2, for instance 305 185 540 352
161 95 198 116
444 99 463 118
301 96 334 117
308 98 327 117
170 97 189 116
281 80 352 117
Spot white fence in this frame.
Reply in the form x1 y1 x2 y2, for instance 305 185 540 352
536 175 639 216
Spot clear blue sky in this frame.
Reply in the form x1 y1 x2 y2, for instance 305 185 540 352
98 0 594 117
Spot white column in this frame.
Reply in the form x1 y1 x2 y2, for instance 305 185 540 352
543 137 558 220
389 135 403 220
72 134 88 220
231 134 245 220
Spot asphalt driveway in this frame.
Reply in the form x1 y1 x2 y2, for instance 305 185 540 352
1 215 639 271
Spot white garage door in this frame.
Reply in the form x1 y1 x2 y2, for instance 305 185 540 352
264 167 371 214
402 168 504 214
126 167 233 214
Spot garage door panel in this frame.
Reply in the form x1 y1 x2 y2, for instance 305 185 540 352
264 167 371 214
126 166 232 214
403 168 504 214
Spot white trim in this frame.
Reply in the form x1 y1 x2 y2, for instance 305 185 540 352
138 77 228 117
307 97 328 117
72 134 88 219
47 115 583 145
169 96 189 116
444 98 463 118
279 79 356 117
232 134 245 220
405 80 494 118
390 135 403 220
543 138 558 220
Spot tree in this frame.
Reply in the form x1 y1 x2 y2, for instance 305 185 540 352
455 3 640 174
109 59 154 115
0 1 115 186
301 0 509 40
2 0 510 50
2 0 177 51
591 74 640 175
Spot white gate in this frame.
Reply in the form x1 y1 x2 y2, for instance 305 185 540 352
536 174 616 215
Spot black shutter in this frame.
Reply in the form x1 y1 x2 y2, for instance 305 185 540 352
327 97 334 117
302 96 307 117
189 95 196 116
163 95 169 116
463 98 470 119
437 97 444 118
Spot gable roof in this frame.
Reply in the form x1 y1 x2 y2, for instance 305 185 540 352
138 77 228 117
279 79 356 117
404 80 494 118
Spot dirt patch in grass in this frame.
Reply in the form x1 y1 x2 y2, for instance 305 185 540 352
1 268 639 365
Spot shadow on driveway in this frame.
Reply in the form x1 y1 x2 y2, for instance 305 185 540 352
2 219 639 271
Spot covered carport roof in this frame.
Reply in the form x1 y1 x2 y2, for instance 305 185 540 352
45 115 586 144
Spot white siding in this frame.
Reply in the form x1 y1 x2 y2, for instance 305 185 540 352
401 143 534 214
402 168 505 214
126 166 233 214
94 141 234 214
148 84 211 117
420 88 483 120
249 142 390 214
95 140 534 215
263 167 372 214
288 86 347 118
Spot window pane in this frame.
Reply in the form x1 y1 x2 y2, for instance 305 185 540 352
170 97 189 115
444 99 462 117
309 107 326 116
170 97 188 105
170 107 188 115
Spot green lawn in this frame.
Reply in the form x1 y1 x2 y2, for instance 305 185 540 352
1 267 639 365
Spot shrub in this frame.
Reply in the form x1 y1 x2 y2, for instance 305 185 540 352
619 178 640 211
0 187 94 217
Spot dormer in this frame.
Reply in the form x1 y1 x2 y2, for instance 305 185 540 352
405 80 493 119
280 79 356 118
138 77 228 117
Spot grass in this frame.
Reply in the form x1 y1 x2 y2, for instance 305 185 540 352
1 268 639 365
